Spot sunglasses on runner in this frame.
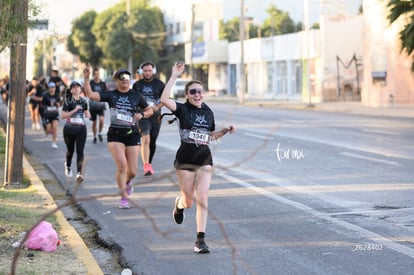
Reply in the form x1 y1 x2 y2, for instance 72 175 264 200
188 88 203 95
118 73 131 81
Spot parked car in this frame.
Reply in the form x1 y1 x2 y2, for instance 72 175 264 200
170 78 190 99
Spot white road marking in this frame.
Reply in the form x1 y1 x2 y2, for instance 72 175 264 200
361 129 401 136
158 136 414 258
219 172 414 259
242 132 272 140
341 152 401 166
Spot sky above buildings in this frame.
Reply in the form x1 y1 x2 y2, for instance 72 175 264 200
35 0 362 36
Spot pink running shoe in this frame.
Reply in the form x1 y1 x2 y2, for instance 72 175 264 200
144 163 154 176
118 198 131 209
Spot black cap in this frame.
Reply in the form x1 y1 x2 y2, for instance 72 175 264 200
70 81 82 88
114 68 131 80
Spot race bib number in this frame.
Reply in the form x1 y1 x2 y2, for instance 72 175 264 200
189 131 209 143
117 113 134 123
47 106 57 111
70 117 84 124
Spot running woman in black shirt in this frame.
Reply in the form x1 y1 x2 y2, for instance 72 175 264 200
61 81 90 183
161 62 236 253
83 66 153 209
27 77 43 130
41 82 61 148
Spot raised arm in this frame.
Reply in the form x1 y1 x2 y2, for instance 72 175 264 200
160 62 186 112
83 64 100 101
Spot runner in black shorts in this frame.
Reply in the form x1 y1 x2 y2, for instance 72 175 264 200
83 66 153 209
41 82 61 148
132 61 165 176
161 62 236 254
27 77 43 130
89 68 107 143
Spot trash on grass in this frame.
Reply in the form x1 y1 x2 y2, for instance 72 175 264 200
24 221 60 252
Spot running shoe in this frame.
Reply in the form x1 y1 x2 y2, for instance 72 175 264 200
194 240 210 254
64 162 72 177
52 142 58 148
172 196 185 224
98 134 103 142
144 163 154 176
118 198 131 209
76 172 84 183
93 137 97 144
126 181 133 196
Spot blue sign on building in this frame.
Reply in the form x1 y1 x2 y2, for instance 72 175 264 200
192 42 205 58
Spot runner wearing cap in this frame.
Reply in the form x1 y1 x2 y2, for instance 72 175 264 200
83 66 153 209
61 80 90 183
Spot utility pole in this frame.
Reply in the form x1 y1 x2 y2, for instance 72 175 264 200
127 0 133 73
239 0 246 104
304 0 314 107
189 4 195 78
4 0 28 185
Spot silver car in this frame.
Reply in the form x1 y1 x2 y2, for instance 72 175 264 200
170 78 190 99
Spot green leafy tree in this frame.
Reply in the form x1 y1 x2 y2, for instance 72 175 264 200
261 4 296 37
0 0 40 52
0 0 14 52
92 0 165 72
67 10 103 67
386 0 414 72
219 17 259 42
32 36 57 77
219 18 241 42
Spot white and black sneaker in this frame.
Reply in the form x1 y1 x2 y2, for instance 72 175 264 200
172 196 185 224
194 240 210 254
64 162 72 177
76 172 84 183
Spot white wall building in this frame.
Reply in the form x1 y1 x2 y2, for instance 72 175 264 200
156 0 363 102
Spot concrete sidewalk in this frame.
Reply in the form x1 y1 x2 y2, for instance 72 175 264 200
0 104 103 275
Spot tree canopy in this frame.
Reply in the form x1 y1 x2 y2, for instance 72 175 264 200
66 0 165 72
67 10 102 68
261 4 297 36
386 0 414 72
0 0 41 52
219 4 299 42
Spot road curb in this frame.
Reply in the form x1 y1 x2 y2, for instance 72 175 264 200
22 156 103 275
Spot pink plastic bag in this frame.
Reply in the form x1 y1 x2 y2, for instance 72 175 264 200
24 221 59 252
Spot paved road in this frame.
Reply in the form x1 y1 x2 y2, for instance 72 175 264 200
9 101 414 274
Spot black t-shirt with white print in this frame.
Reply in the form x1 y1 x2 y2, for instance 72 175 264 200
173 101 215 146
62 97 89 126
99 89 148 129
132 78 165 117
90 80 107 92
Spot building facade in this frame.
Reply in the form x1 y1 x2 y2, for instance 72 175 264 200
361 0 414 107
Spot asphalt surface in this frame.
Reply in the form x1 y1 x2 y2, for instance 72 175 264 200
1 98 412 274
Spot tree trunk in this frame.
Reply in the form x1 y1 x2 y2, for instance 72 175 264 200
5 0 28 185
